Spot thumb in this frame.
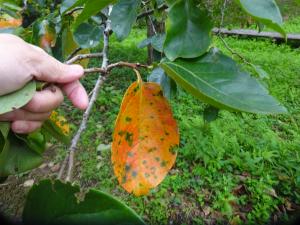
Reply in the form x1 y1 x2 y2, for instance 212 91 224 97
31 46 84 83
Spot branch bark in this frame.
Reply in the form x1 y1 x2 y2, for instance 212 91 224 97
66 53 103 64
59 5 114 182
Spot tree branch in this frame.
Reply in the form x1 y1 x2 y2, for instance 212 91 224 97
61 5 114 182
65 7 84 16
137 4 168 20
66 53 103 64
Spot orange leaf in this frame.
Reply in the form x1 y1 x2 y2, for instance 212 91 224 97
112 70 179 196
49 111 70 135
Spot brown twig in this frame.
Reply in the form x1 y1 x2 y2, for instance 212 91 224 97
62 5 113 182
65 6 84 16
66 47 82 62
137 4 168 20
83 62 149 74
66 53 103 65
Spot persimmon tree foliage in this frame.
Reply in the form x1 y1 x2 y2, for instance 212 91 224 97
0 0 287 224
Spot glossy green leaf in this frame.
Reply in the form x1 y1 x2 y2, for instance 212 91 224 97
164 0 212 61
0 133 43 177
138 33 165 52
23 179 146 225
160 48 287 114
110 0 141 41
148 67 177 99
0 81 36 115
60 0 78 14
73 22 103 49
235 0 286 38
73 0 116 29
61 0 87 15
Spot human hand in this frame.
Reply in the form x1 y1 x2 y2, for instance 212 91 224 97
0 34 89 133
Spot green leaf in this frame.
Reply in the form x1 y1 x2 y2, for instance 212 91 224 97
203 106 219 123
0 133 43 177
0 122 10 153
163 0 212 61
235 0 286 38
41 119 70 145
138 33 165 52
148 67 177 99
0 81 36 115
160 48 287 114
60 0 78 14
61 0 87 15
110 0 141 41
23 179 146 225
73 0 116 29
0 122 9 139
16 131 46 155
73 22 103 49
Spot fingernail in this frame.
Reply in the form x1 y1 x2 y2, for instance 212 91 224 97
68 65 84 77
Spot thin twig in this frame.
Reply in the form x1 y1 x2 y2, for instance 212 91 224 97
65 7 84 16
66 47 82 62
84 62 149 74
137 4 168 20
66 53 103 64
217 0 250 65
64 5 113 182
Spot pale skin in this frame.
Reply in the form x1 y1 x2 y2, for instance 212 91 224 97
0 34 89 134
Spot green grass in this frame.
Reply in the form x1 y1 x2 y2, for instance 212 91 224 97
54 23 300 225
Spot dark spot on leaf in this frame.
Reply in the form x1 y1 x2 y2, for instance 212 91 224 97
118 130 125 136
142 160 147 165
149 102 153 105
125 116 132 122
131 171 137 178
125 132 133 146
165 131 170 136
160 137 164 142
150 115 154 119
122 175 127 184
152 90 163 97
160 160 167 167
148 147 157 153
139 136 146 141
125 164 131 172
155 157 160 162
145 173 150 178
169 145 178 155
118 140 121 145
127 152 134 157
133 86 140 93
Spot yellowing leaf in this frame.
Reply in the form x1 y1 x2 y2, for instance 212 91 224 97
112 71 179 196
0 18 22 28
49 111 70 135
62 27 90 67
